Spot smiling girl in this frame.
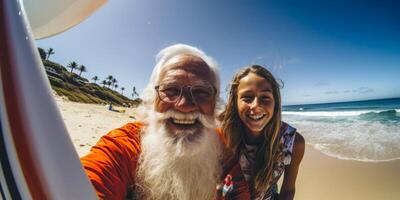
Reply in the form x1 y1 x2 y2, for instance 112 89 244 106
219 65 305 200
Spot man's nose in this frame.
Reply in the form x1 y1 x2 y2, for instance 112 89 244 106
174 92 197 113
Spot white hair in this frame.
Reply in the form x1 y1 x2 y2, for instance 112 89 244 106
140 44 220 111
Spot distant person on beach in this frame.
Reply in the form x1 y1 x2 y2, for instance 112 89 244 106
218 65 305 200
80 44 249 199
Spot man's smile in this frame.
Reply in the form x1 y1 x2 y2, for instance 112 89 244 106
166 117 202 135
172 118 197 125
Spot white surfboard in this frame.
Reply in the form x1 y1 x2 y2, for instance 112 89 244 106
0 0 106 199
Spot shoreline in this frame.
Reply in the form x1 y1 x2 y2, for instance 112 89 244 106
56 97 400 199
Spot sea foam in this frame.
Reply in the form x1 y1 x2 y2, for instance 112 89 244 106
283 109 399 117
283 112 400 162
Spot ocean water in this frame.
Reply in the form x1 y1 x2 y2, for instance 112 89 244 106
282 98 400 162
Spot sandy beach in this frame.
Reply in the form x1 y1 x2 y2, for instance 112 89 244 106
294 147 400 200
55 95 136 156
56 96 400 200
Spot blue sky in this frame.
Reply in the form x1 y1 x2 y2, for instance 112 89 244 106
36 0 400 105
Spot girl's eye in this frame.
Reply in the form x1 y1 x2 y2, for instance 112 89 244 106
261 96 271 102
241 96 253 103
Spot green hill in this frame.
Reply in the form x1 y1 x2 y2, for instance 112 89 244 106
42 59 141 107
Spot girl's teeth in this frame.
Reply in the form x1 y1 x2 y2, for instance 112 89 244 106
249 114 264 120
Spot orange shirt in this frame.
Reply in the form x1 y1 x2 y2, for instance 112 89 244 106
81 122 250 200
81 122 143 199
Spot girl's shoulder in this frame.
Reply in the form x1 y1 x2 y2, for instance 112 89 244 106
280 122 297 148
280 121 296 137
280 122 305 147
280 122 301 165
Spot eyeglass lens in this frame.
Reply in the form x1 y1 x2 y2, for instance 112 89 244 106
157 85 214 103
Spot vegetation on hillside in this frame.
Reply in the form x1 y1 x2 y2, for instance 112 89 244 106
38 47 142 107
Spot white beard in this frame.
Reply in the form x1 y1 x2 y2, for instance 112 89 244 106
135 109 222 200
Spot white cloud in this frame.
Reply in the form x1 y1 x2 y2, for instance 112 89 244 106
357 86 374 94
314 80 329 87
251 54 300 70
325 90 338 94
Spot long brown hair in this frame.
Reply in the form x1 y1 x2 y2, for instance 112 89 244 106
219 65 282 196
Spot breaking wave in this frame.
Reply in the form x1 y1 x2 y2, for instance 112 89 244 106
283 109 399 117
283 109 400 162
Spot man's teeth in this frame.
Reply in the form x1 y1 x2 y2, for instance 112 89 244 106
172 118 196 125
248 114 264 120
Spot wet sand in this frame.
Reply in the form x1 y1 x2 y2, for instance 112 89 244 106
293 146 400 200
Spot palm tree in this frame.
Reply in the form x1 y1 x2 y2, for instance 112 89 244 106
38 47 47 60
132 86 139 98
77 65 87 77
104 75 113 88
46 48 55 60
92 76 99 83
114 84 119 90
101 80 107 87
106 75 113 82
121 87 125 95
111 78 117 89
67 61 78 73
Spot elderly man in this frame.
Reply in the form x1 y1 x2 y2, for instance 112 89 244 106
81 44 248 200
